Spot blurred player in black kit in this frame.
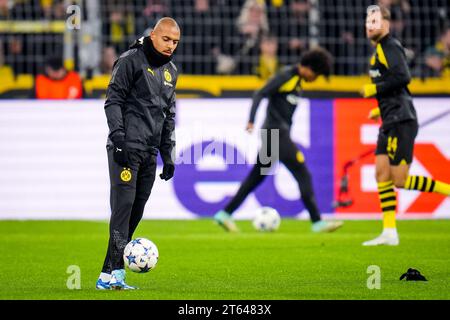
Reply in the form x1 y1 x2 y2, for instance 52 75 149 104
214 48 343 233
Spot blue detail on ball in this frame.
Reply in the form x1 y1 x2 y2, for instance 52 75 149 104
131 239 142 245
126 254 137 265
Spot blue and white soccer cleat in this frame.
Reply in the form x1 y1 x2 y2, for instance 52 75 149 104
214 210 239 232
110 269 138 290
95 278 111 290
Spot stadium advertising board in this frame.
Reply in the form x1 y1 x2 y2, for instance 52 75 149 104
0 98 448 219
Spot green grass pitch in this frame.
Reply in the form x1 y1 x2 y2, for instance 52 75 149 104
0 219 449 300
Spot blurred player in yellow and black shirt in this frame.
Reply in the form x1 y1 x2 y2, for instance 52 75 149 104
214 48 343 233
361 5 450 246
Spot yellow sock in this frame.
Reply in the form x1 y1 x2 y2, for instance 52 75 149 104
434 181 450 196
378 181 397 229
404 176 450 196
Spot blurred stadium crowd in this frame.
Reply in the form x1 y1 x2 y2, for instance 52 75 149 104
0 0 449 96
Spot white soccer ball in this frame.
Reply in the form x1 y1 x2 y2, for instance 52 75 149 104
123 238 159 273
252 207 281 232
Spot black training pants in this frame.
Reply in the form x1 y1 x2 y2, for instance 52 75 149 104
224 128 321 223
101 146 157 273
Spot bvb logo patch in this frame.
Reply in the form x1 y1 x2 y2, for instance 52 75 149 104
120 168 132 182
164 69 172 82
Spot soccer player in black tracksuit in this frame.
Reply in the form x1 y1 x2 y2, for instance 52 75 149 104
214 48 343 233
96 18 180 290
362 5 450 246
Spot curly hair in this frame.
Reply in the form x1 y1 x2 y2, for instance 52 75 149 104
300 47 334 77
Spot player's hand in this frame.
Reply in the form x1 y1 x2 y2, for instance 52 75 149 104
246 122 254 133
160 163 175 181
360 84 377 98
368 107 381 121
112 140 129 167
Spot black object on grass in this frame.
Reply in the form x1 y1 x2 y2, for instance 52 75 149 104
400 268 428 281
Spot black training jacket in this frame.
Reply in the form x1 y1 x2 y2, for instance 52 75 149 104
249 65 301 131
369 34 417 127
104 36 177 164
